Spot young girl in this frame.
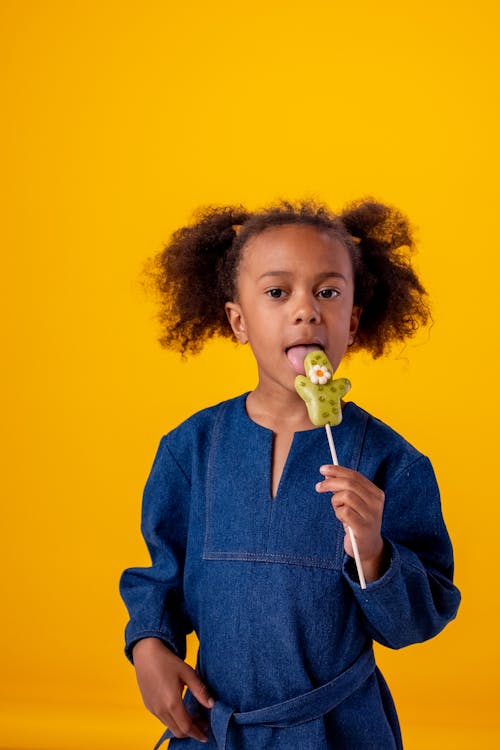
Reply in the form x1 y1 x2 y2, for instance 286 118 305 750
120 199 461 749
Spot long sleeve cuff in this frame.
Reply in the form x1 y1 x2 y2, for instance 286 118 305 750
124 623 186 664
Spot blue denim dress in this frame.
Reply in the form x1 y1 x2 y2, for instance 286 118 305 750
120 395 461 749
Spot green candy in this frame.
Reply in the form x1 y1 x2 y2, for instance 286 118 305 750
294 350 351 427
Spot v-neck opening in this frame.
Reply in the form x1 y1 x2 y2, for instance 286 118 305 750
269 432 296 501
237 394 357 502
237 394 315 501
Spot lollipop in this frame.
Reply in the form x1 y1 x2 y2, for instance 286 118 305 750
295 350 366 589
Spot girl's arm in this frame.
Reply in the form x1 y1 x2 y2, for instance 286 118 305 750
120 436 212 738
120 436 191 661
317 456 460 648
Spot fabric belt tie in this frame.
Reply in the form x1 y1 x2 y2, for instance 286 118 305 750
155 647 375 750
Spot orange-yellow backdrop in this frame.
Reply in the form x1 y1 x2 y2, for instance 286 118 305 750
1 1 499 748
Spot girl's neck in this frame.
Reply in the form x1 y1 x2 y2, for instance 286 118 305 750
246 383 313 434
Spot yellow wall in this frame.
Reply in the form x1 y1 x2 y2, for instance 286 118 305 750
1 1 498 747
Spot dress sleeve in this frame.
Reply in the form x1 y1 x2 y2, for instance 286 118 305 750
119 436 193 663
343 455 461 648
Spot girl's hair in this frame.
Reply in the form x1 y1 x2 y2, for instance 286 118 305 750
145 199 430 358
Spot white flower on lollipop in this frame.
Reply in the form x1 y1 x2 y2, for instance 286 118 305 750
308 364 332 385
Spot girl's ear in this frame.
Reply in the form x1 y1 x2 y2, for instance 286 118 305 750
225 301 248 344
348 305 362 346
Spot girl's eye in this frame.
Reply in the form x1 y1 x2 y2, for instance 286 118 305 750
266 288 286 299
317 289 340 299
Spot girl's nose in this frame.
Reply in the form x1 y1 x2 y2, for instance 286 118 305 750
293 295 321 324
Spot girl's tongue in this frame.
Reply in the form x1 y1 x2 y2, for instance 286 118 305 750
286 345 321 375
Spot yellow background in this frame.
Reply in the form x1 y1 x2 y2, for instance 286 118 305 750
1 1 499 747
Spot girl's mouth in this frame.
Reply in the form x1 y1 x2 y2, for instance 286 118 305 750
286 344 324 375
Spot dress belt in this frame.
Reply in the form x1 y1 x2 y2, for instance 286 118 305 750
154 647 376 750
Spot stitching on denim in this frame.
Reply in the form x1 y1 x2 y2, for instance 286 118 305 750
396 454 446 536
164 440 191 487
132 628 173 637
204 550 338 562
387 454 428 486
402 556 432 575
349 409 369 471
202 550 342 570
204 401 228 554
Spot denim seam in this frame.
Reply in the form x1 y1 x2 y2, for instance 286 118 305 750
164 440 191 486
126 628 180 661
203 551 342 570
204 401 227 554
130 627 177 640
399 553 435 576
350 410 369 471
387 454 429 486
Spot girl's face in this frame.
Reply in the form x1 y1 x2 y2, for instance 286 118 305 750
225 224 361 399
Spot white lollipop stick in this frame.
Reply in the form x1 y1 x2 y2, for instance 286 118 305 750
325 423 367 589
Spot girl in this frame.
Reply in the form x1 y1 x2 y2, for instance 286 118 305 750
120 200 460 749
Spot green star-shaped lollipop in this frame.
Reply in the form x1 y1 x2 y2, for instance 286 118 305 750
294 350 351 427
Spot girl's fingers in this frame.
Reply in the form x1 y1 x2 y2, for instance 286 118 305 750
332 496 369 527
170 663 213 740
332 493 364 520
316 469 384 516
182 664 215 710
317 482 383 518
158 714 182 738
166 702 209 742
318 465 383 495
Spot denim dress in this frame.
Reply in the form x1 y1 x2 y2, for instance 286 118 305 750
120 395 461 749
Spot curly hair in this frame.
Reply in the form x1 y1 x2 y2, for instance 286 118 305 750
145 199 430 358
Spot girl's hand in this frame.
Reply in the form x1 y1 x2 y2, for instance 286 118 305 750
316 465 385 583
132 638 214 743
